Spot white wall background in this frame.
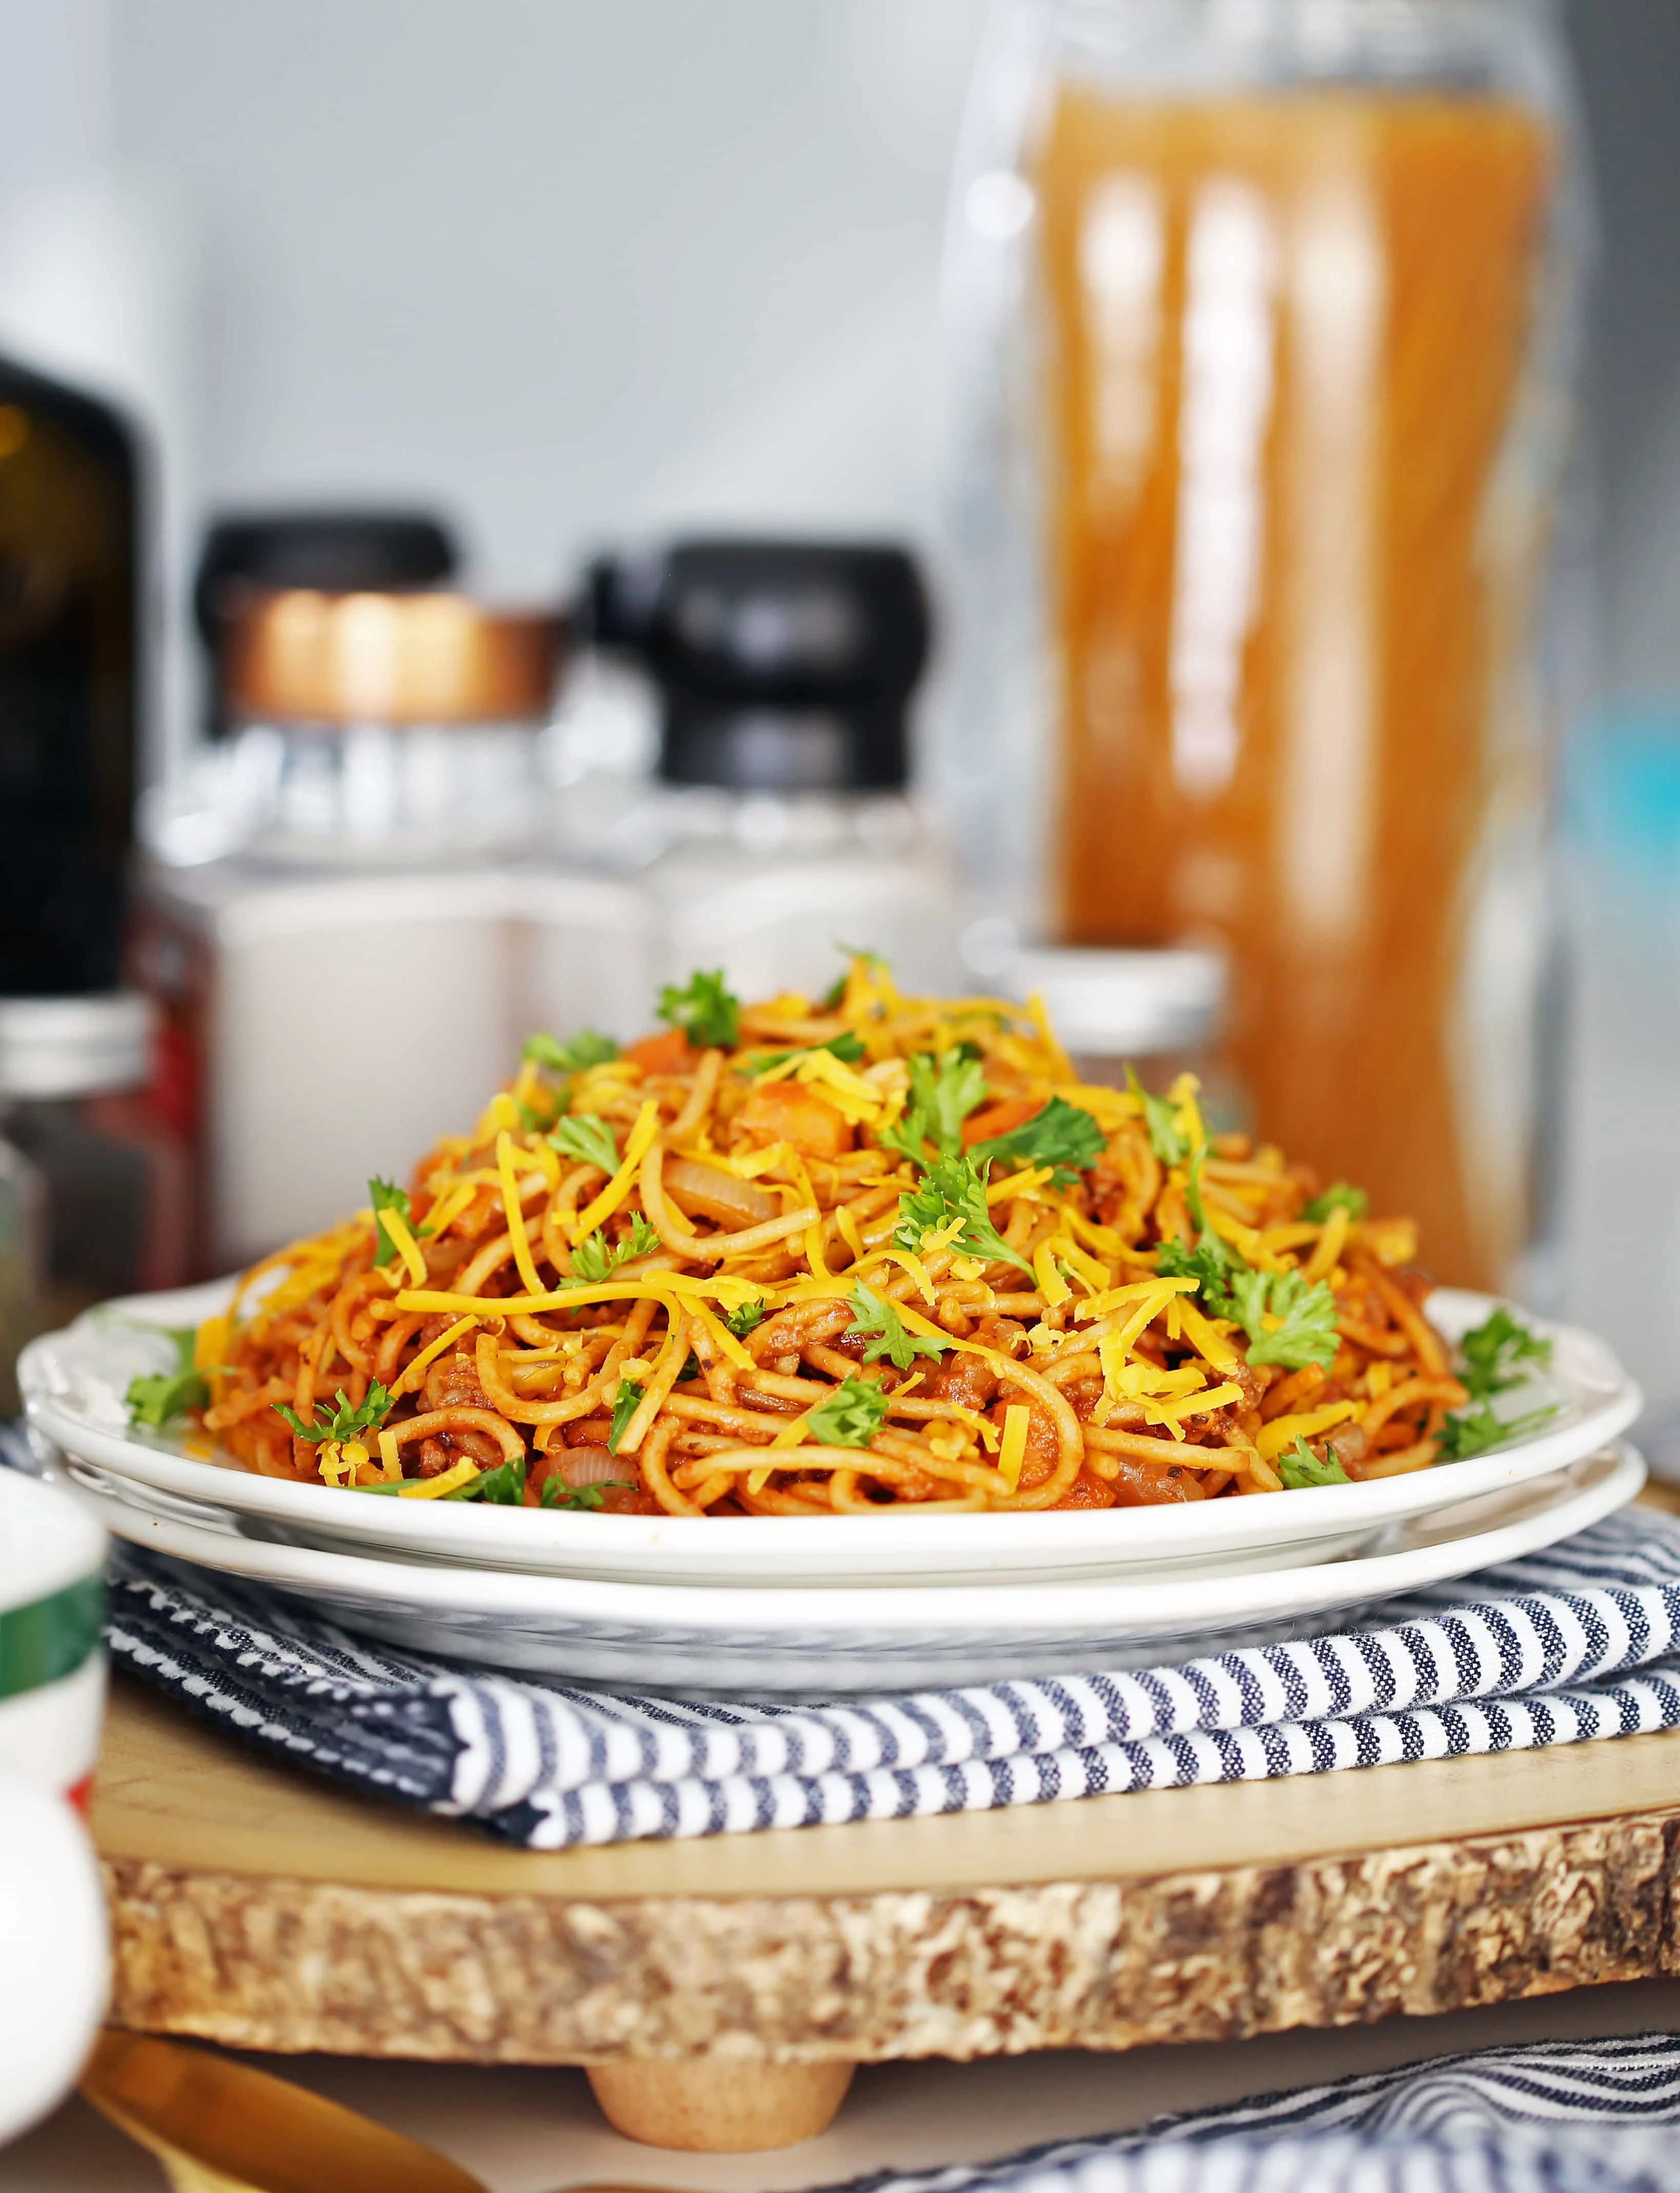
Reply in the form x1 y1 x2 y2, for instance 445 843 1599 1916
2 0 1675 720
27 3 986 632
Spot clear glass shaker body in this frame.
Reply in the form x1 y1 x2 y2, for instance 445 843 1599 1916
582 784 964 1003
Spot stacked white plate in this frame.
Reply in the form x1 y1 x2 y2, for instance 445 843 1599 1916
19 1281 1646 1693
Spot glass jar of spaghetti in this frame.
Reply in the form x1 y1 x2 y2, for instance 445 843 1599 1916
941 0 1585 1291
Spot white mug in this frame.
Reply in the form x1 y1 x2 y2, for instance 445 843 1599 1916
0 1468 109 2145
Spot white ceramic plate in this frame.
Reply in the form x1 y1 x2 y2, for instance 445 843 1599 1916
20 1281 1642 1590
62 1446 1644 1692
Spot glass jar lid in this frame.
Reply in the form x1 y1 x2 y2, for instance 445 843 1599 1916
219 589 564 728
0 992 153 1101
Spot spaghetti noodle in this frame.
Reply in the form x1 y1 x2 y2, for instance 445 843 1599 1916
192 954 1506 1517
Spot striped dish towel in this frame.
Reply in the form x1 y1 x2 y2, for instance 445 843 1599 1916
80 1499 1680 1848
827 2033 1680 2192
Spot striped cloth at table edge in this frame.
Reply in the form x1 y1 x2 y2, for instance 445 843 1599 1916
823 2031 1680 2192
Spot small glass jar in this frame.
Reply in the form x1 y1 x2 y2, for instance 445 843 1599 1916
0 1134 41 1416
0 995 190 1346
136 587 649 1272
145 588 562 868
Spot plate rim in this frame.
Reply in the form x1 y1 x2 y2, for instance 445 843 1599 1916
78 1445 1645 1634
23 1278 1644 1587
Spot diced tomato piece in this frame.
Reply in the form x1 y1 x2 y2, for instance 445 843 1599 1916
624 1027 693 1074
962 1096 1041 1148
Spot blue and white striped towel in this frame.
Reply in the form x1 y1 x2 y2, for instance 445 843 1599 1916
828 2033 1680 2192
88 1501 1680 1849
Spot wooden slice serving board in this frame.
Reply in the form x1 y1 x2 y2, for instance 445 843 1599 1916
95 1668 1680 2070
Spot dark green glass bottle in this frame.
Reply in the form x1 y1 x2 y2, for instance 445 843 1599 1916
0 353 141 995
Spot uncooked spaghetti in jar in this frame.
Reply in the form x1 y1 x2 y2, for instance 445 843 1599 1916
942 0 1583 1290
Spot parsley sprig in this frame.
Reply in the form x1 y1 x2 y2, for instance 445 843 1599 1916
608 1377 646 1453
569 1215 660 1284
468 1455 526 1504
970 1095 1105 1187
1435 1400 1557 1463
523 1029 618 1074
369 1176 431 1268
550 1112 620 1175
1432 1307 1556 1461
1128 1068 1189 1167
275 1383 394 1444
657 969 740 1050
1157 1149 1338 1371
1229 1267 1341 1371
1278 1436 1351 1489
881 1048 988 1165
805 1374 891 1449
895 1151 1034 1277
126 1327 215 1429
748 1032 867 1073
541 1473 634 1510
725 1299 767 1339
1303 1181 1368 1226
844 1283 950 1372
1456 1306 1552 1402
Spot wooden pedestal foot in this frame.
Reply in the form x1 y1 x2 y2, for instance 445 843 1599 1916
586 2059 855 2152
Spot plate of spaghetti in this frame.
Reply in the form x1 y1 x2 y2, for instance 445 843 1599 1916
21 954 1641 1591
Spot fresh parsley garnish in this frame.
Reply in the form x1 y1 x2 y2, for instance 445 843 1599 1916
894 1151 1034 1277
1435 1400 1557 1463
1158 1148 1337 1370
275 1383 394 1444
466 1455 527 1504
1157 1234 1239 1314
540 1474 634 1511
369 1176 430 1267
970 1095 1105 1187
725 1299 767 1339
844 1283 950 1372
805 1374 891 1449
1456 1306 1552 1403
1128 1067 1189 1167
748 1031 868 1073
126 1326 211 1428
881 1048 988 1165
1303 1182 1368 1226
523 1029 619 1074
1156 1147 1240 1309
657 969 741 1049
1278 1436 1351 1489
569 1215 659 1285
550 1112 621 1175
1229 1266 1341 1371
607 1377 646 1453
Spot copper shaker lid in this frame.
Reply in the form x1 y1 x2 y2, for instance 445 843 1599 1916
218 588 564 726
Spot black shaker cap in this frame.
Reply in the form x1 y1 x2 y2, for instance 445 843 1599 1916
584 538 930 792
